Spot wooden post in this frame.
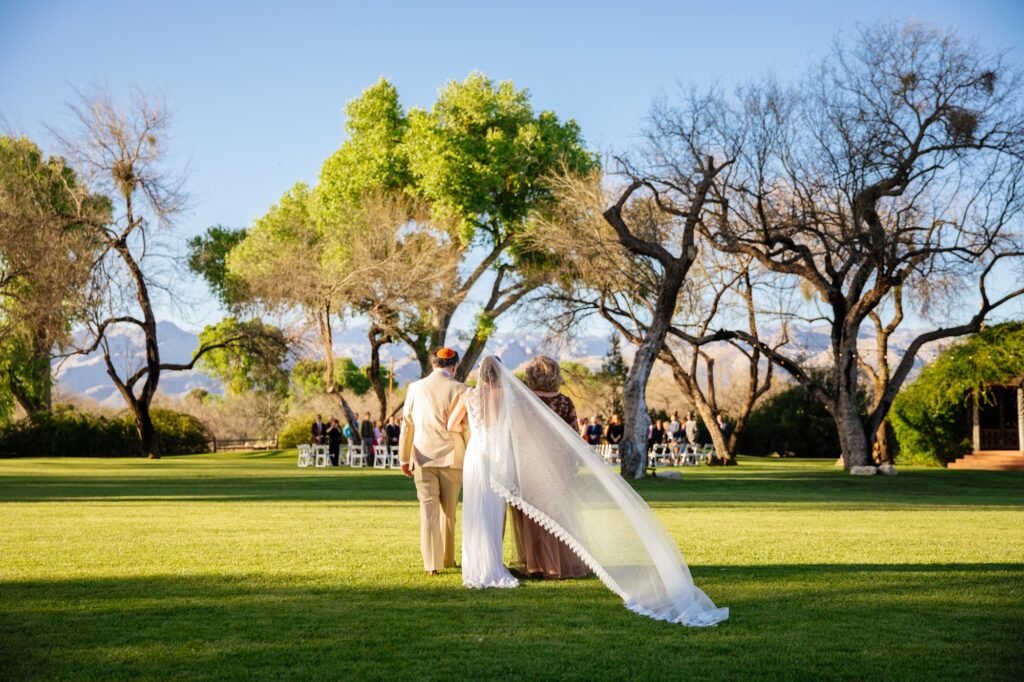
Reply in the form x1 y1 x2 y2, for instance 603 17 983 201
1017 387 1023 452
972 397 981 453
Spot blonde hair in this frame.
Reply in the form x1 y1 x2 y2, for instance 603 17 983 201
524 355 562 393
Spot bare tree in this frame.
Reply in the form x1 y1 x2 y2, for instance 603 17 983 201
58 88 268 457
534 171 778 468
342 190 460 420
533 101 736 477
660 252 781 463
856 286 904 463
706 22 1024 469
229 186 458 425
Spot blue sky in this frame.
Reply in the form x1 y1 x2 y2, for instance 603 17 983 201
1 0 1022 333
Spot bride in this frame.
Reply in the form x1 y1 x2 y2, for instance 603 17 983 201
448 355 728 626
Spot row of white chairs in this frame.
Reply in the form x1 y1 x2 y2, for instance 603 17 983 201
593 442 716 466
296 443 401 469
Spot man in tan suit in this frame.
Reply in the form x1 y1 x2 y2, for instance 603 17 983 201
399 347 468 575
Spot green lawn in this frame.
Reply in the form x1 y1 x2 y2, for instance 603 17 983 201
1 453 1022 681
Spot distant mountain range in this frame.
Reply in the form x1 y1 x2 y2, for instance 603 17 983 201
54 320 947 407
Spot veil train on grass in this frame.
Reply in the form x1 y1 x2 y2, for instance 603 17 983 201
475 355 728 626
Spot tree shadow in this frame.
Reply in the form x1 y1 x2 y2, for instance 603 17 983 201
2 457 1022 508
1 563 1021 680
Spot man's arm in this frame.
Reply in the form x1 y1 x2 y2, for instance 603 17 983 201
398 388 415 477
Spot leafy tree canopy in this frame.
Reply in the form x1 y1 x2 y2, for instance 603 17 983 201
196 318 290 397
290 357 372 398
891 321 1024 465
187 226 249 308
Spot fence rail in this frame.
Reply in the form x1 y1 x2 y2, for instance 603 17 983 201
208 437 279 452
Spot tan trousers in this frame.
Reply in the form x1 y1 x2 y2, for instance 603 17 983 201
413 466 462 571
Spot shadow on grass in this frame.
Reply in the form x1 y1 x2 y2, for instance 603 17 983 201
1 563 1021 681
3 466 1023 509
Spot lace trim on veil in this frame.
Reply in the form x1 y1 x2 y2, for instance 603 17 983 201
490 480 724 627
472 374 726 627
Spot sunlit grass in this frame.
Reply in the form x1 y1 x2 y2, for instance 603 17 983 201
1 453 1022 680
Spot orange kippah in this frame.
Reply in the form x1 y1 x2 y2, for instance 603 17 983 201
436 348 456 359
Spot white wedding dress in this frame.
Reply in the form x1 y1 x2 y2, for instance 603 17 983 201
461 385 519 589
466 356 728 626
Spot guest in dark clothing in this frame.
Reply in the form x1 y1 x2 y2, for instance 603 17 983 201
647 419 666 452
605 414 624 445
585 415 604 445
359 412 376 466
311 414 328 445
384 416 401 448
326 417 342 466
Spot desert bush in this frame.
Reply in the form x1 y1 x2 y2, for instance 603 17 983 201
0 406 211 457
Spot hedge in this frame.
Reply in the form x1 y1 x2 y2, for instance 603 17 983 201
0 407 212 457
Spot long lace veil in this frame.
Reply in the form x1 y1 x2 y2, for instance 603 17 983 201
476 355 728 626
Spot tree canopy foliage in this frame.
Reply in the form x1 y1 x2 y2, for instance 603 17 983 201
891 322 1024 466
195 317 289 397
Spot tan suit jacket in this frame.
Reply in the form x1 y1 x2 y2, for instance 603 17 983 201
398 369 468 470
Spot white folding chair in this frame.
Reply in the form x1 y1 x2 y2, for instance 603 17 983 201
373 445 389 469
388 446 401 468
314 444 330 467
605 444 620 464
699 444 715 463
650 444 671 467
297 444 313 467
337 445 349 466
348 444 366 467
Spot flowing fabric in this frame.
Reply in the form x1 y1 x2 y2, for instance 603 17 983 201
475 356 728 626
461 386 519 589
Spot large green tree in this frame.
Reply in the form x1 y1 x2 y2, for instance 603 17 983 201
195 317 289 397
187 226 249 309
319 74 598 379
0 136 105 415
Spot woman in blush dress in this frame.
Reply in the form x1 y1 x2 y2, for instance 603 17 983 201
510 355 590 579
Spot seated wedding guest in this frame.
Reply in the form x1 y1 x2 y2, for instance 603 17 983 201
311 414 327 445
359 412 376 465
605 414 624 445
667 412 684 459
326 417 342 465
578 416 590 440
512 355 589 580
385 416 401 447
648 419 666 452
343 421 354 444
585 415 604 445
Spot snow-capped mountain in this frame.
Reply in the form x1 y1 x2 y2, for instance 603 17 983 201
55 322 222 407
54 320 948 407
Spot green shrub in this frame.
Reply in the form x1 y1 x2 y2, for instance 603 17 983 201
150 408 213 455
738 383 841 458
278 415 314 449
0 407 212 457
887 323 1024 467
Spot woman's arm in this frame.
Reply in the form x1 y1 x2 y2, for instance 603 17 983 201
447 390 469 432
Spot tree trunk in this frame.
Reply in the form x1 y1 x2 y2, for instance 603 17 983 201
367 325 390 422
619 357 653 479
457 327 490 382
835 390 870 468
874 420 893 464
9 331 53 413
692 398 732 464
134 400 160 458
